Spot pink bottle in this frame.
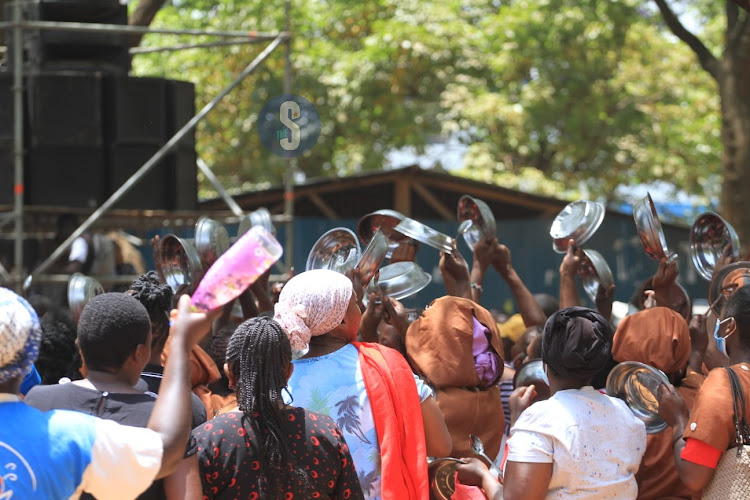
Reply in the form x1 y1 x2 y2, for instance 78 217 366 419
191 225 283 311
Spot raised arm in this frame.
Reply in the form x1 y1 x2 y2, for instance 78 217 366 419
152 295 218 478
440 239 471 299
492 241 546 327
558 240 582 309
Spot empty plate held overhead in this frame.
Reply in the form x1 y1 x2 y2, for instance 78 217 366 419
577 249 614 303
68 273 104 322
363 261 432 302
689 212 740 282
306 227 362 275
632 193 676 262
457 195 497 248
394 218 453 254
550 200 605 253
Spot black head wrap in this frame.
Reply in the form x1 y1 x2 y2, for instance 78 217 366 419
542 306 613 381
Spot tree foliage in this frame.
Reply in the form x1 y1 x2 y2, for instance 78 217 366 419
132 0 721 206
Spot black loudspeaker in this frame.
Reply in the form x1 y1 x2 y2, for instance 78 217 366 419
4 0 130 73
0 73 14 142
25 146 106 207
28 72 103 147
170 148 198 210
108 145 170 210
105 76 167 145
166 79 196 148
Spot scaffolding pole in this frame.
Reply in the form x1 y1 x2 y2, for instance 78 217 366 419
30 34 287 280
196 158 244 217
283 0 295 272
12 0 24 292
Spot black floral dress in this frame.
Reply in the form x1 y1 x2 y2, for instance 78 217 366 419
193 406 364 499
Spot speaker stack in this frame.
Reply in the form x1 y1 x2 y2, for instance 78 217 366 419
1 0 199 210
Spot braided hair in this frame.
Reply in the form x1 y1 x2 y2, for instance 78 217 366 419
225 316 309 496
128 271 173 354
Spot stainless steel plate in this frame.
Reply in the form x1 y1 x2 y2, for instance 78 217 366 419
606 361 669 434
578 249 615 302
238 207 275 238
67 273 104 322
550 200 605 253
355 228 389 286
356 209 408 258
194 216 230 269
305 228 361 274
457 195 497 248
158 234 204 293
394 218 453 254
513 359 549 389
363 261 432 302
632 193 673 261
689 212 740 281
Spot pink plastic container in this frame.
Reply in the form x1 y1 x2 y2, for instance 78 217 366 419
191 225 283 311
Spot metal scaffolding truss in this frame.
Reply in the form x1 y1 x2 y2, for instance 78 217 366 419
0 0 297 290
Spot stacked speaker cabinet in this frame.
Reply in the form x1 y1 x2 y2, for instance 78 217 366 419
166 79 198 210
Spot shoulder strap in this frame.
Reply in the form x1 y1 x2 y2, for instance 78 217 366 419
722 366 750 446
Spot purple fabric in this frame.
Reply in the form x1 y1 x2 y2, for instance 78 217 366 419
472 316 502 386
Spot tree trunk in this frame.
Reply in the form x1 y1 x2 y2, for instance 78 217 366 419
127 0 167 47
719 24 750 251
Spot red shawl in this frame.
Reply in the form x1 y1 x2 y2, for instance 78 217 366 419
352 341 429 500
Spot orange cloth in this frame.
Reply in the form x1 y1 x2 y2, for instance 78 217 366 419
353 342 428 500
161 336 221 415
405 296 505 460
613 307 691 375
634 371 704 500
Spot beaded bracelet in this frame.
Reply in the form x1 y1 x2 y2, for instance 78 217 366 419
470 282 484 292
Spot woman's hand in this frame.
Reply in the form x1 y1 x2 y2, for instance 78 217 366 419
359 292 385 342
382 296 410 337
595 283 616 321
440 239 470 298
455 457 490 487
559 240 581 277
509 384 537 427
657 383 689 429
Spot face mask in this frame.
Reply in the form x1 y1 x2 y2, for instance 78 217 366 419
714 317 734 357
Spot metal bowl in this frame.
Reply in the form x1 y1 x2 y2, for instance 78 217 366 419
707 261 750 316
513 359 551 402
356 209 408 257
394 218 453 254
305 228 361 274
457 195 497 248
363 261 432 302
689 212 740 282
577 249 615 302
633 193 674 262
67 273 104 322
355 228 389 286
194 216 230 269
238 207 275 237
606 361 669 434
158 234 204 294
550 200 605 253
428 458 460 500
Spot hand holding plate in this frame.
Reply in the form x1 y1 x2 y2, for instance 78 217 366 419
509 384 537 427
595 283 616 321
440 239 470 297
656 383 689 430
491 240 513 279
382 296 410 337
688 314 708 356
559 239 582 277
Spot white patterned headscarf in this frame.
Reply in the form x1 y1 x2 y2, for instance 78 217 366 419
274 270 353 357
0 287 42 384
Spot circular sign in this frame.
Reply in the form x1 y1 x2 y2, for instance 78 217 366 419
257 94 321 157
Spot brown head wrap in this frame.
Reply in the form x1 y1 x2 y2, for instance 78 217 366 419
542 306 612 380
612 306 690 376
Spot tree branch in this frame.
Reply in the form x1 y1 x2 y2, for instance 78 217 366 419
653 0 721 80
730 0 750 12
128 0 167 47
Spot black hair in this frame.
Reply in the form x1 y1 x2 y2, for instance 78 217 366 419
542 306 613 383
77 293 151 372
128 272 173 354
725 285 750 350
36 321 81 384
206 325 235 397
225 316 309 495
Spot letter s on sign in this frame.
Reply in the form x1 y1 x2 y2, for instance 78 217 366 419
279 101 301 151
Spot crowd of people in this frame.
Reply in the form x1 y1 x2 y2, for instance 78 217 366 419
1 216 749 500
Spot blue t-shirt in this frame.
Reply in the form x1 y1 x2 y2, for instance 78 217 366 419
0 394 163 499
285 344 431 500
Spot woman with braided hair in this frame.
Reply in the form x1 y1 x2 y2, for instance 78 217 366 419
456 307 647 499
192 316 362 499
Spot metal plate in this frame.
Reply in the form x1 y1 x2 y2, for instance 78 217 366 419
355 228 389 287
157 234 204 294
363 261 432 302
194 216 230 269
513 359 550 392
689 212 740 282
356 209 408 258
238 207 275 238
578 249 614 303
707 261 750 316
394 218 453 254
632 193 672 261
428 458 459 500
550 200 605 253
67 273 104 322
607 361 669 434
305 227 361 274
457 195 497 248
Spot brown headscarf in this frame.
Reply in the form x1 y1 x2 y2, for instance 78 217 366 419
612 307 691 376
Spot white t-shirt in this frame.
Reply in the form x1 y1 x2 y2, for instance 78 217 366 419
505 386 646 500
